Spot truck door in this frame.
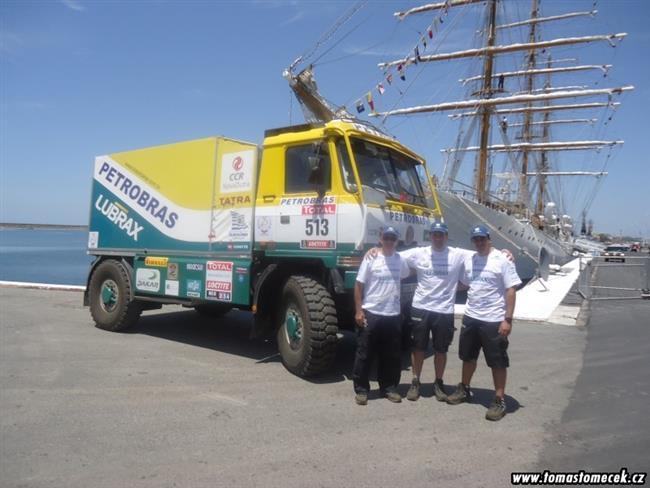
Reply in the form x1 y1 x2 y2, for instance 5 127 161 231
257 141 337 253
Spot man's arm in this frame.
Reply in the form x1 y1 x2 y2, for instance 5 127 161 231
499 287 516 336
354 281 366 327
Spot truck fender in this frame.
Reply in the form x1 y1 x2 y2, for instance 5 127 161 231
84 256 135 306
250 264 280 339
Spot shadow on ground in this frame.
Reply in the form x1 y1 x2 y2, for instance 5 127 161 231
120 309 440 387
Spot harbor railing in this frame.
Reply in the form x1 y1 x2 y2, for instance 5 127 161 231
578 254 650 300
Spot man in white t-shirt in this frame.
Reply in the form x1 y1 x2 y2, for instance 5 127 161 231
446 224 522 421
399 221 471 402
353 226 410 405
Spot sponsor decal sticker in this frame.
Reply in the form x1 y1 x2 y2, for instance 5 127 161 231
301 204 336 215
145 256 169 267
186 279 202 298
96 162 179 228
136 268 160 292
186 263 204 272
205 261 233 302
95 194 144 241
218 195 251 207
165 280 179 296
256 216 271 236
280 196 335 206
167 263 179 280
388 211 429 225
226 243 250 251
300 240 336 250
220 151 254 194
88 231 99 249
229 211 250 239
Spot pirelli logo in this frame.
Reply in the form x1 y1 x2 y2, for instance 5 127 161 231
144 256 169 267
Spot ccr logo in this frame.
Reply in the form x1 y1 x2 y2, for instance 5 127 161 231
233 156 244 171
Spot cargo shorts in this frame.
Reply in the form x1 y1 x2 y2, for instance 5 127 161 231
458 315 509 368
410 307 455 353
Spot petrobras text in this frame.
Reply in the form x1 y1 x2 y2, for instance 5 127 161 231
97 161 178 229
95 194 143 241
280 196 336 206
388 211 429 225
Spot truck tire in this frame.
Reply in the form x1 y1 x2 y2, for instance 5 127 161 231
277 275 338 377
89 259 142 331
194 304 232 317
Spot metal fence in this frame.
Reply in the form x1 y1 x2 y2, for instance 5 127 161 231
577 255 650 300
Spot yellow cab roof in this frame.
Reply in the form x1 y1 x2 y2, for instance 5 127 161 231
263 118 425 164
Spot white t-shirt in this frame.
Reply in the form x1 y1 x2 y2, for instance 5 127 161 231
356 252 410 316
461 249 522 322
400 245 471 314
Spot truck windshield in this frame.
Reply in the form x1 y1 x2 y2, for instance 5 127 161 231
350 138 426 206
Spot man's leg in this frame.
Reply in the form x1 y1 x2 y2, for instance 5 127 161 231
406 308 430 401
462 360 477 386
411 350 425 379
481 321 509 420
377 315 402 402
433 352 447 381
492 367 507 399
352 312 377 397
447 316 480 405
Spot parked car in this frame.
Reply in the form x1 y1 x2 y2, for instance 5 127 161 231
603 244 630 263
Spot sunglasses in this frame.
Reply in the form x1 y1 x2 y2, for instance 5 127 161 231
382 235 398 242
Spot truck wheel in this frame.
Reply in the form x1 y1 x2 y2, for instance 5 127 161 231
89 260 142 331
277 276 338 377
194 304 232 317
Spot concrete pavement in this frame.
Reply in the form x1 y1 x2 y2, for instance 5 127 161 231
0 285 588 488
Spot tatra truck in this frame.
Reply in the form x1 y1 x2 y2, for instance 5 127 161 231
85 119 442 376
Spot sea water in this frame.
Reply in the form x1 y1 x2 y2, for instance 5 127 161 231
0 229 93 286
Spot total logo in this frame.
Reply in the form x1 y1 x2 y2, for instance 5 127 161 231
136 268 160 292
95 194 143 241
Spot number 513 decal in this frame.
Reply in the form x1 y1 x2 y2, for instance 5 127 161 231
305 218 329 236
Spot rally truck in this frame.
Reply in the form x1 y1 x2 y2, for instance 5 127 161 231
84 118 442 376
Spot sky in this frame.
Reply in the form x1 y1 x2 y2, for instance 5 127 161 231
1 0 648 238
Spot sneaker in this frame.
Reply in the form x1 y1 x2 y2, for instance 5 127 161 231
383 389 402 403
446 383 470 405
433 379 448 402
485 396 506 421
355 392 368 406
406 378 420 401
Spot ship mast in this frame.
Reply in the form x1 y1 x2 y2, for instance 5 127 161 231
375 0 633 216
476 0 497 204
519 0 539 211
537 56 553 215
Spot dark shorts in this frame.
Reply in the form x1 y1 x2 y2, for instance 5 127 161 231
458 315 509 368
410 307 455 353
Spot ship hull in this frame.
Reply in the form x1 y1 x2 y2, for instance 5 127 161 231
438 191 574 280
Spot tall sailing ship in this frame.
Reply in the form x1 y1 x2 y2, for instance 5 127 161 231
286 0 633 279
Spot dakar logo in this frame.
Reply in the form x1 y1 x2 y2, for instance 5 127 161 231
233 156 244 171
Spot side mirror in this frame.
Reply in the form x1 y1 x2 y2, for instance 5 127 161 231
307 156 323 185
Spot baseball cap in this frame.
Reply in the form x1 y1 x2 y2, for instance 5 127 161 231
381 226 400 238
470 224 490 239
430 221 448 234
